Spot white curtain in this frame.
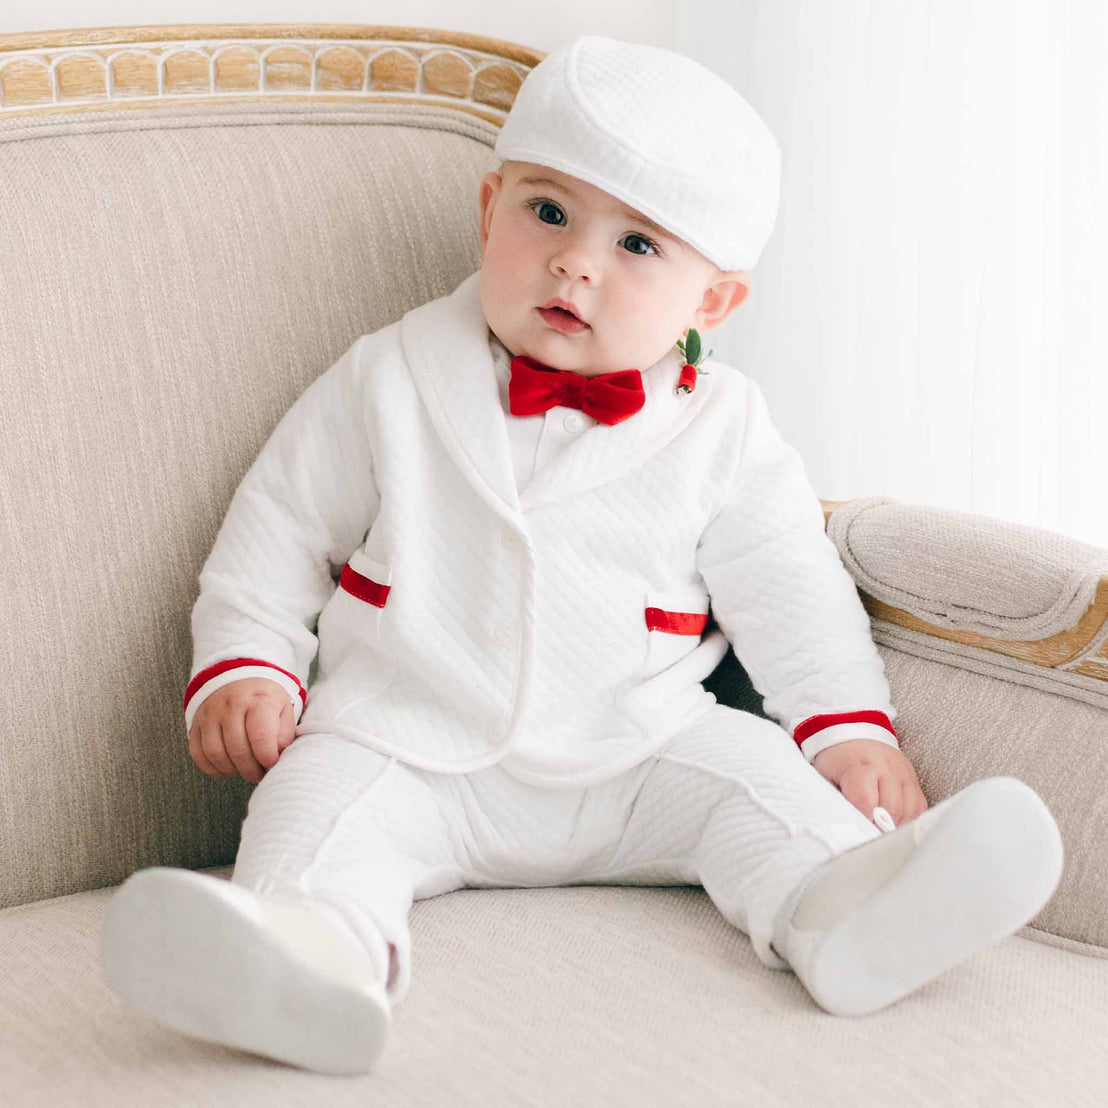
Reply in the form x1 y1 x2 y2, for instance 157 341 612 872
677 0 1108 548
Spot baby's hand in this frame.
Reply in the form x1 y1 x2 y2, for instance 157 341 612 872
810 739 929 829
187 677 296 784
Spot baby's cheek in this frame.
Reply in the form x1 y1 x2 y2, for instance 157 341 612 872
484 224 529 273
482 243 530 312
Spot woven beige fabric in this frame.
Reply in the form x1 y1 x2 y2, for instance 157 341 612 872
0 872 1105 1106
828 496 1108 640
0 102 499 908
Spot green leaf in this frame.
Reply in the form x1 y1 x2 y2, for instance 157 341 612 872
685 328 701 365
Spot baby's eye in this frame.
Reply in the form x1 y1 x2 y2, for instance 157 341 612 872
529 200 565 226
621 233 658 257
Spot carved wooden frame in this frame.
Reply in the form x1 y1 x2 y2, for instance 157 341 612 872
0 23 543 121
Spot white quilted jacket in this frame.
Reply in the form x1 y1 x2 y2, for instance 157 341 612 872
184 270 899 788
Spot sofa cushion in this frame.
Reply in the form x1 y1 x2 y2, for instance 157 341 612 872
0 870 1105 1104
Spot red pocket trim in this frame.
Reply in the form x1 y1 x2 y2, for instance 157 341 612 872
645 608 708 635
340 562 391 608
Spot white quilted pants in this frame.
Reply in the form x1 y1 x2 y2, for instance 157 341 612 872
230 703 884 1007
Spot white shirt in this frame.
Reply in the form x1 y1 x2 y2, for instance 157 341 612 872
488 330 599 492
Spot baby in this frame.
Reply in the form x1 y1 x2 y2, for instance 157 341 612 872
100 35 1064 1076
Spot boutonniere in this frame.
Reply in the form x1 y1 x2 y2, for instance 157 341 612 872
675 327 714 395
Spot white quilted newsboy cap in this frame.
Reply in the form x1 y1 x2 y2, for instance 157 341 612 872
494 34 781 272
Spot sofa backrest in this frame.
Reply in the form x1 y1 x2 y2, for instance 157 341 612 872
0 25 538 908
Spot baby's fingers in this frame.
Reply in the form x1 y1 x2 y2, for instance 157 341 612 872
198 721 236 777
221 712 266 784
188 722 228 777
275 701 297 754
877 776 904 828
244 699 284 772
838 763 880 824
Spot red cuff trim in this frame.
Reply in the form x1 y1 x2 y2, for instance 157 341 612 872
793 710 899 744
340 562 391 608
184 657 307 712
645 608 709 635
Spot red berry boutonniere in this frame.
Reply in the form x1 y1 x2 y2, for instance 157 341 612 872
675 327 714 395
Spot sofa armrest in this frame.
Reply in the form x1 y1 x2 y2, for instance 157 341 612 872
820 497 1108 685
818 496 1108 957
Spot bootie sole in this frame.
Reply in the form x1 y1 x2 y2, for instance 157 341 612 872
100 867 390 1075
795 776 1064 1017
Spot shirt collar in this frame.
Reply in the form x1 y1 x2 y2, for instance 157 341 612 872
488 328 515 417
487 328 599 428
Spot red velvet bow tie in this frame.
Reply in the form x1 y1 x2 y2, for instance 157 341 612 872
508 355 646 426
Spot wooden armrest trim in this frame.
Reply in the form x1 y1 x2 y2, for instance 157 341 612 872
820 500 1108 680
0 24 543 123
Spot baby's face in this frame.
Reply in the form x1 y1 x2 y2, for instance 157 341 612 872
478 161 750 377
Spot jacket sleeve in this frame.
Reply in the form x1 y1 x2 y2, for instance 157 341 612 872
695 375 900 763
183 335 381 735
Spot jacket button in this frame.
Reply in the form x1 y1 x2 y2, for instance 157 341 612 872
494 619 516 646
501 527 519 549
486 721 506 741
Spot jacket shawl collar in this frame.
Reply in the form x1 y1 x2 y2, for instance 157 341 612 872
399 269 715 521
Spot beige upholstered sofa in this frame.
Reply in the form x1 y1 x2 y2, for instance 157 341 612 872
2 22 1106 1105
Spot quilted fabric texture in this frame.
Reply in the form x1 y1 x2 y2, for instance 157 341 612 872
493 34 781 271
186 268 898 786
229 706 887 1004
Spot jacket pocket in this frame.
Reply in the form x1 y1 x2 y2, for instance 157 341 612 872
323 548 397 713
339 548 393 608
618 591 723 741
642 590 711 678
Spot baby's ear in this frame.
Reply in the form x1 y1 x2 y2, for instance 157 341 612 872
478 172 503 248
696 271 751 331
478 170 502 199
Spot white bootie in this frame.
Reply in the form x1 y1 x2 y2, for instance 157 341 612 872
101 867 391 1075
772 775 1064 1017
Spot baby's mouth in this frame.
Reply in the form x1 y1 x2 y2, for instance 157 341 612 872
536 305 591 334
